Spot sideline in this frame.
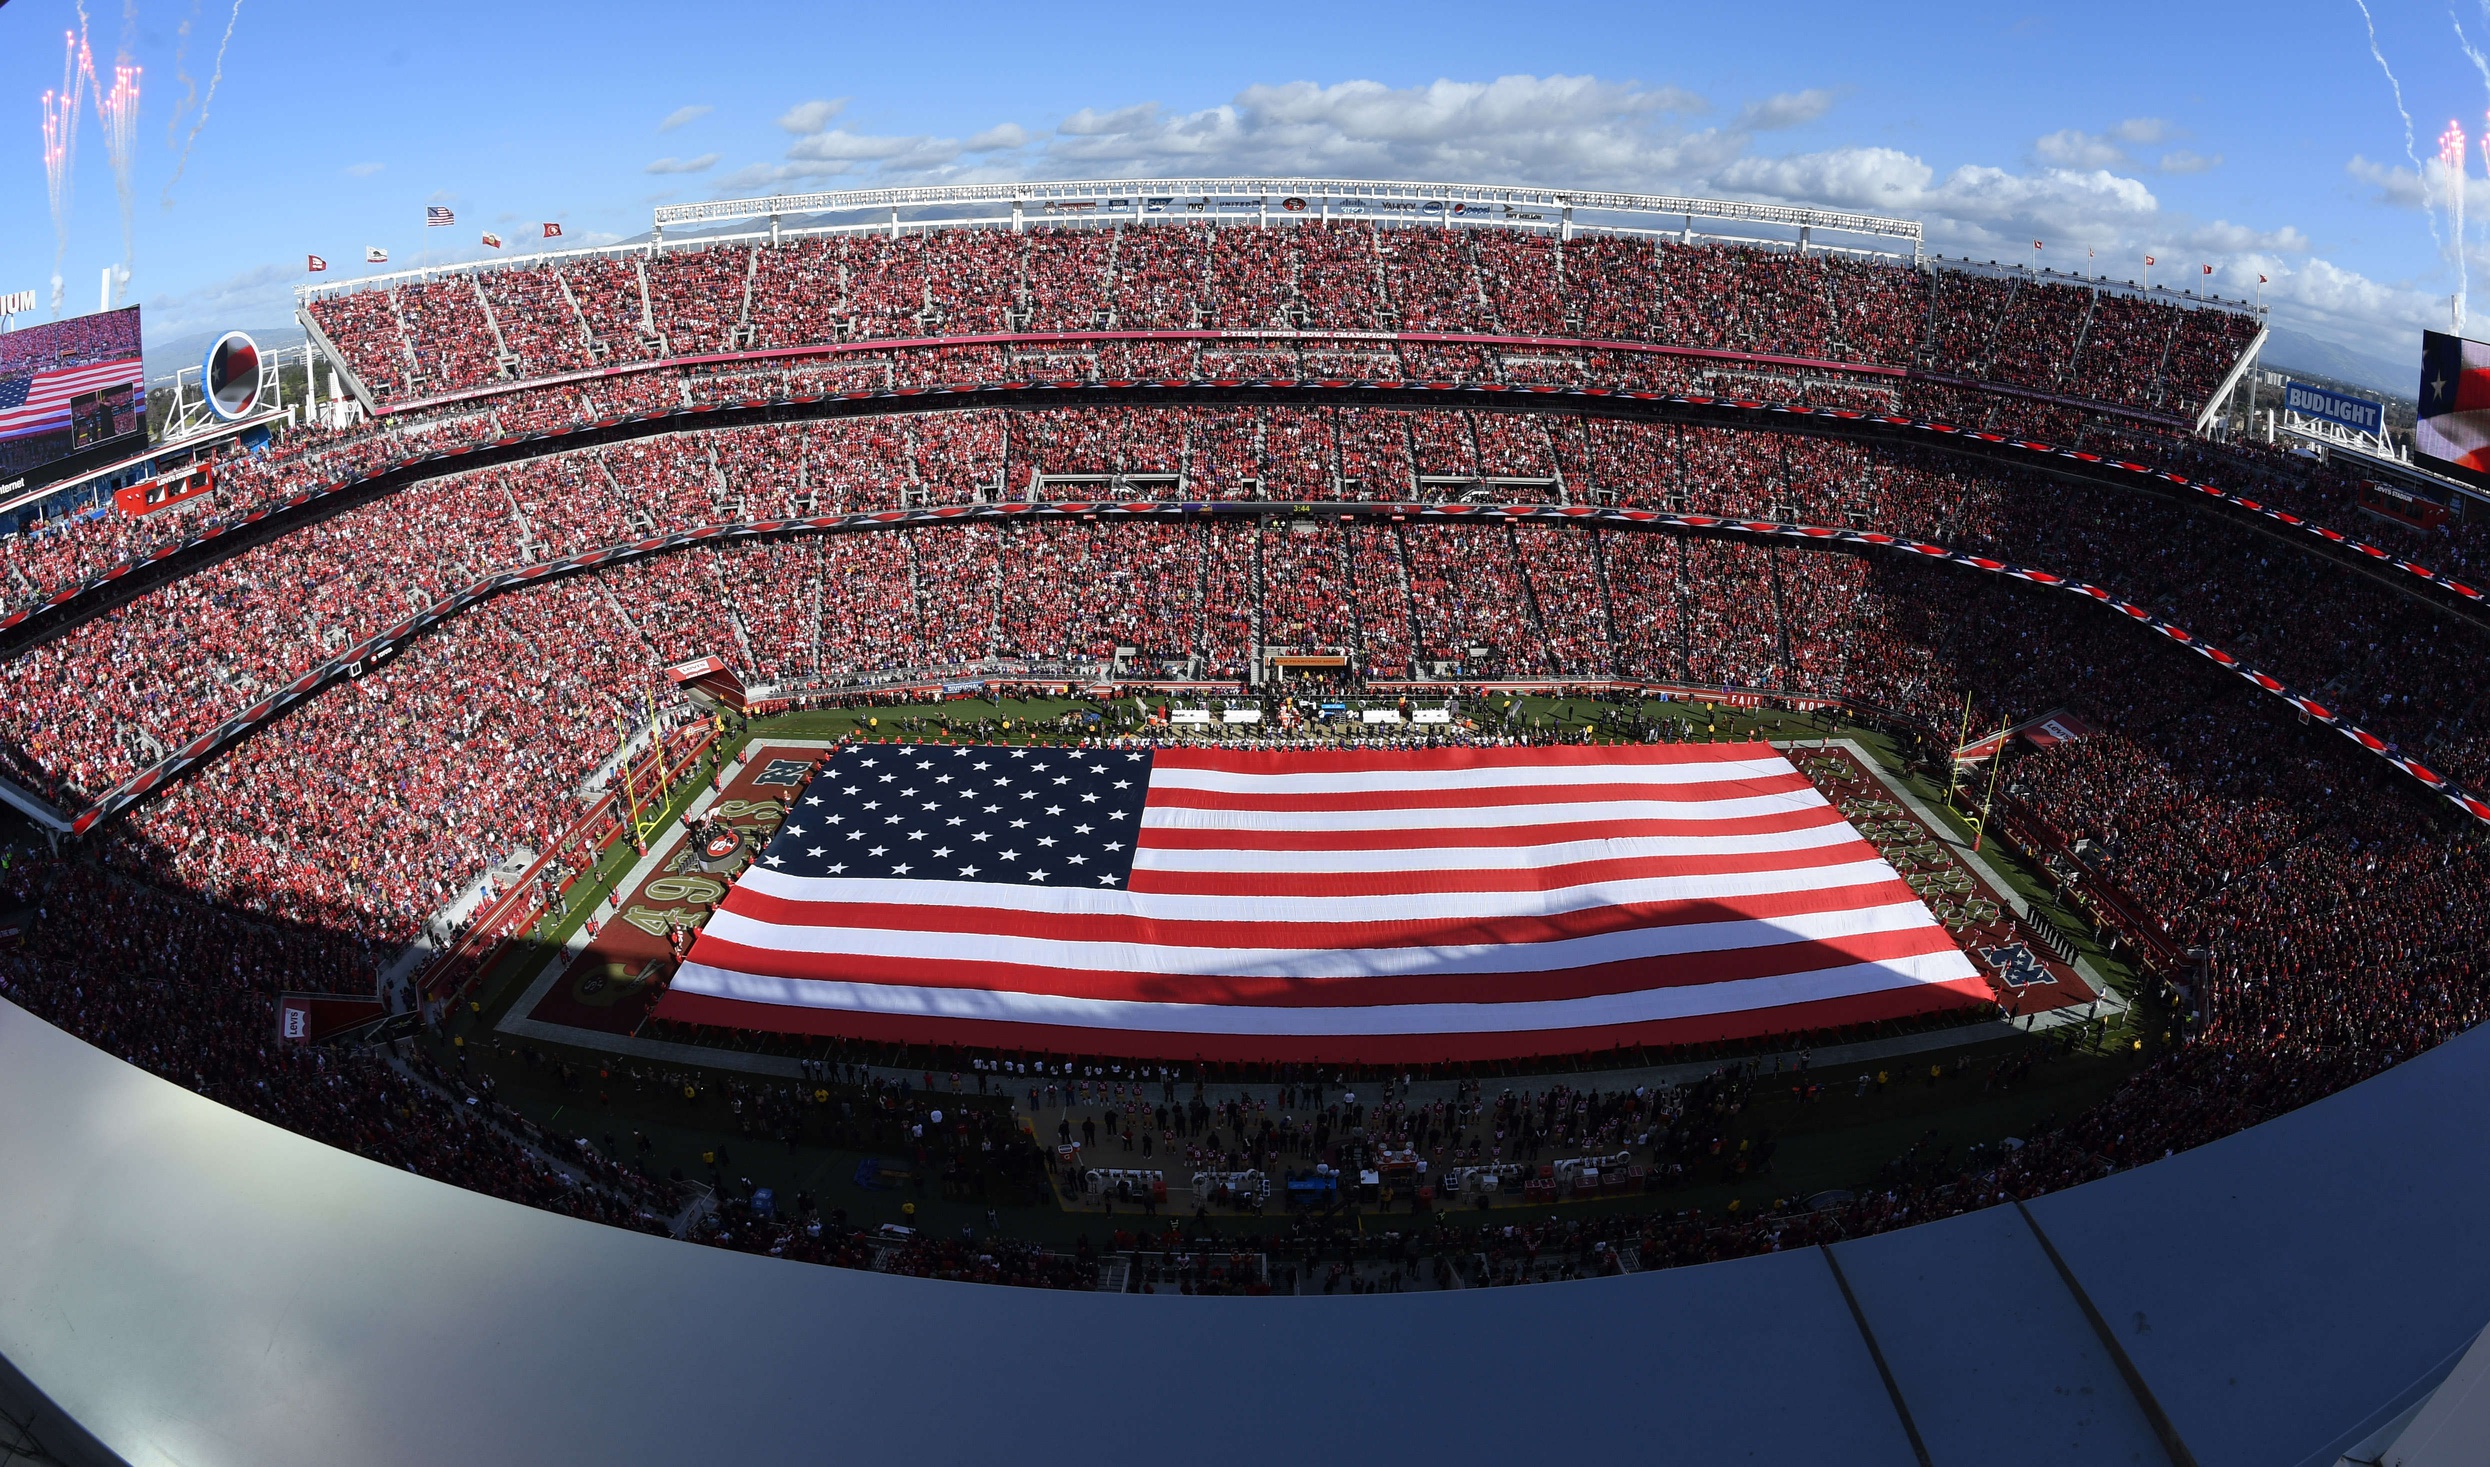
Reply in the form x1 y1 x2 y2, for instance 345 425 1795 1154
497 739 839 1039
1789 737 2126 1021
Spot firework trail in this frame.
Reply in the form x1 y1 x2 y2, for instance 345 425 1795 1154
162 0 241 205
98 65 141 304
166 0 195 150
99 0 141 305
40 29 94 316
2447 119 2472 328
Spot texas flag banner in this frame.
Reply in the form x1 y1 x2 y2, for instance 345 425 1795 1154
655 743 1990 1063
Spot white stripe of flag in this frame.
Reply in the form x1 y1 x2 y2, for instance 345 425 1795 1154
658 744 1989 1059
0 358 142 439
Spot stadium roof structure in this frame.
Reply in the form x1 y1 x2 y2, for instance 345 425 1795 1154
296 175 2262 321
647 176 1927 248
3 991 2488 1467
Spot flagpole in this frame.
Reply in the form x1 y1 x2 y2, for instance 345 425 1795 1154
1973 714 2010 853
1947 689 1974 813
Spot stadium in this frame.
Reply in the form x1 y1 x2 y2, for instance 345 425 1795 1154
5 165 2490 1466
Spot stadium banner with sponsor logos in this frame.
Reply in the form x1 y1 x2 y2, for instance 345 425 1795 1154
2283 381 2385 437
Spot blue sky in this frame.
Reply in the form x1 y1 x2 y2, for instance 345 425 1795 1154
3 0 2486 391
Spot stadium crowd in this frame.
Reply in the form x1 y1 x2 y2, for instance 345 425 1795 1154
303 222 2252 418
3 411 2484 824
3 219 2484 1294
0 495 2482 1287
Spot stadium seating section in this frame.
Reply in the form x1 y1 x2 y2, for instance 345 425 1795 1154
5 219 2484 1292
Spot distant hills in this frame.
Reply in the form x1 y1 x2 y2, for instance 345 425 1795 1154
2260 326 2415 404
142 324 306 386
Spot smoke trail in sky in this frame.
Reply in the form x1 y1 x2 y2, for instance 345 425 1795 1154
2445 119 2471 328
99 66 141 303
2357 0 2443 265
165 0 196 151
162 0 241 205
100 0 141 305
40 28 93 316
2459 11 2490 90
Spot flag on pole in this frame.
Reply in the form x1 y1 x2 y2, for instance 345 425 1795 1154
306 255 327 272
542 222 564 238
656 743 1992 1063
425 206 456 227
2202 263 2214 275
365 247 389 264
2144 255 2155 266
481 232 503 249
2259 273 2269 284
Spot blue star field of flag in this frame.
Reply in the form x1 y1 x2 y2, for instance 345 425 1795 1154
754 745 1156 887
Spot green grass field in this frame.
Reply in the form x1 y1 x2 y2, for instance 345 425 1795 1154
437 695 2160 1240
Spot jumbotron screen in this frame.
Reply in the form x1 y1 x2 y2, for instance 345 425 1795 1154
2415 328 2490 490
0 306 145 487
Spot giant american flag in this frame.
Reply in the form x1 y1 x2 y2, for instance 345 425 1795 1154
655 742 1992 1062
0 357 143 444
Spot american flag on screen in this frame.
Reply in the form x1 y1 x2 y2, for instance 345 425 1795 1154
655 743 1989 1063
2418 331 2490 478
425 206 455 226
0 358 142 442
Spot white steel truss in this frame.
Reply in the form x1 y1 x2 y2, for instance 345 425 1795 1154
648 176 1925 245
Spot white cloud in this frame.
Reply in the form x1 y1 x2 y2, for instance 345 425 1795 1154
1717 147 2161 250
1735 89 1837 132
139 261 302 338
1044 76 1728 186
732 75 1742 196
966 123 1031 152
645 154 721 175
778 98 848 134
1715 146 1934 213
2035 120 2201 174
659 105 712 133
2341 153 2490 214
344 161 384 178
2348 154 2428 208
676 71 2419 365
2034 129 2128 169
787 130 949 163
2249 256 2443 367
2183 219 2307 253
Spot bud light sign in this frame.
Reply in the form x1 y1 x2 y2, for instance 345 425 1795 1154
2284 380 2385 436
